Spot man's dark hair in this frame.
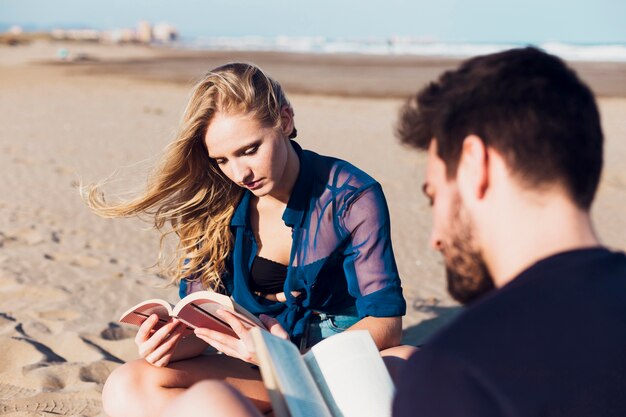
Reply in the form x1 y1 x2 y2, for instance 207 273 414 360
396 47 603 209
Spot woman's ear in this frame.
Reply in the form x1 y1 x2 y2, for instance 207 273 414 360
280 106 295 137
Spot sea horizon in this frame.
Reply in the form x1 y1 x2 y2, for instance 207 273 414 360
176 36 626 63
3 21 626 63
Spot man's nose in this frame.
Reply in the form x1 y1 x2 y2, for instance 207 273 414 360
429 231 444 251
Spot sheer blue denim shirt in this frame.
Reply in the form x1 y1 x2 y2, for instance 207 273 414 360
180 141 406 339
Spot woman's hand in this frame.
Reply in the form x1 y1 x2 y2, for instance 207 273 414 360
135 314 185 367
194 311 289 365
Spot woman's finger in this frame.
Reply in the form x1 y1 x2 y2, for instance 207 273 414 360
215 309 251 336
152 347 176 368
194 331 240 357
203 338 243 359
215 309 260 351
145 331 182 365
194 327 257 363
138 319 182 358
144 330 183 366
194 327 239 346
153 354 171 368
203 336 256 364
259 314 279 327
135 314 160 345
259 314 289 340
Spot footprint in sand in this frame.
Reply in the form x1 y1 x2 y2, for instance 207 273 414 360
79 360 119 385
0 313 16 332
0 338 47 373
54 165 75 175
2 228 45 246
38 309 81 322
44 252 102 268
100 322 135 341
0 383 37 400
34 371 66 391
0 392 101 416
70 255 102 268
11 156 37 165
77 323 138 364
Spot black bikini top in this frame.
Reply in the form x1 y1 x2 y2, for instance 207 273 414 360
249 256 287 294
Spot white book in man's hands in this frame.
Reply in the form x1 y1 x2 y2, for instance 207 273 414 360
251 328 395 417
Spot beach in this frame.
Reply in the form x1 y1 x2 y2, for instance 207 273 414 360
1 41 625 415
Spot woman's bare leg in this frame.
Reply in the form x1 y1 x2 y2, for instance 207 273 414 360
102 354 270 417
381 345 418 384
160 380 264 417
151 345 419 417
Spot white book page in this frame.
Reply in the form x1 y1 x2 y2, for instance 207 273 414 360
251 330 291 417
256 329 333 417
303 330 395 417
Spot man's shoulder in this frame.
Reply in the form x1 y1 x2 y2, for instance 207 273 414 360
395 249 626 416
425 248 626 352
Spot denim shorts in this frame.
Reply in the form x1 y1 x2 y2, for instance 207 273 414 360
299 306 360 351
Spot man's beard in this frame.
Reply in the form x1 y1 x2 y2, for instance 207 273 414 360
443 196 495 304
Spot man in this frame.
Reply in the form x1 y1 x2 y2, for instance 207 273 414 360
393 46 626 416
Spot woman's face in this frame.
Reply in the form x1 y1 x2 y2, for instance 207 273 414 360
204 110 293 198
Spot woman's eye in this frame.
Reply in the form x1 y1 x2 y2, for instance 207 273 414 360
214 159 226 165
244 146 258 156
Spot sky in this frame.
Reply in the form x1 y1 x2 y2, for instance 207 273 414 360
1 0 625 44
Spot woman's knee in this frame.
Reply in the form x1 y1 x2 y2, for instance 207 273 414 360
161 381 263 417
382 344 419 360
381 345 419 384
102 359 157 417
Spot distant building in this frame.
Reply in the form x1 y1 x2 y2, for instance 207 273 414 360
153 23 179 43
137 20 153 43
51 28 100 41
105 28 136 44
41 20 178 45
8 25 23 36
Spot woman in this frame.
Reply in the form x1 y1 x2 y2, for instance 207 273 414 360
88 63 410 417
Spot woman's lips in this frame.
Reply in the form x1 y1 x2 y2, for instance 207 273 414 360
244 179 263 190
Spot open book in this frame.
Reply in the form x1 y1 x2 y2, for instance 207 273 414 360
251 328 395 417
119 290 265 338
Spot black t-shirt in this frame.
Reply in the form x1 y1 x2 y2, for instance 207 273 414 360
394 248 626 417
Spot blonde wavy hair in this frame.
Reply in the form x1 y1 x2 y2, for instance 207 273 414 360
85 63 296 292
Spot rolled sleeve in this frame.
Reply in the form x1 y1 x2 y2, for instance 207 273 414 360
356 283 406 318
341 183 406 318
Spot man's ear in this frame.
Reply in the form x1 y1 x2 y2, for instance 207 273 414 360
280 106 294 136
457 135 489 202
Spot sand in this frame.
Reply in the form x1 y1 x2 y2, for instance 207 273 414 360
1 41 625 416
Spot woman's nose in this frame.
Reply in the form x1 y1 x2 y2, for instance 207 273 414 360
230 160 252 184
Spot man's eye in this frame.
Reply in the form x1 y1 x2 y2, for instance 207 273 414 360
244 146 258 155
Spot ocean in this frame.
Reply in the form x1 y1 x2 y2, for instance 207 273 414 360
179 36 626 63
